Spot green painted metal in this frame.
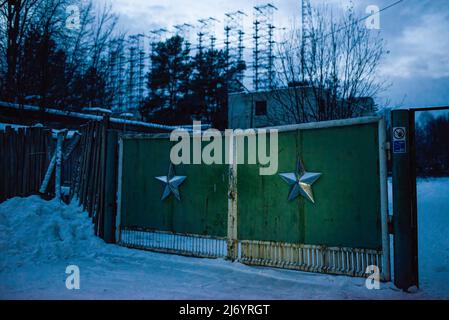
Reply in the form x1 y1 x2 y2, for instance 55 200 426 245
119 120 383 252
237 123 382 250
120 137 228 237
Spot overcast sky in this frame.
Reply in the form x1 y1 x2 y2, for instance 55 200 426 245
106 0 449 109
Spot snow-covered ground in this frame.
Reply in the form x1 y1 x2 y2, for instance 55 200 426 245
0 178 448 300
414 178 449 298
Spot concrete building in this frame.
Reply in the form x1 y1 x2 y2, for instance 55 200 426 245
228 86 375 129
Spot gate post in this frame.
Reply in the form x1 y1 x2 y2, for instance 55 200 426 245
103 130 118 243
391 109 419 291
227 132 238 260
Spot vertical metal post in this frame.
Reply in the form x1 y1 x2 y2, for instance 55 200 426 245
378 118 391 281
115 137 124 243
391 109 418 291
104 130 118 243
227 132 238 260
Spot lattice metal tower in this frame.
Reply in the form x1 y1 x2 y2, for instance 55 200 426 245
174 23 194 48
301 0 313 80
107 41 117 110
108 38 126 111
136 34 146 108
126 35 142 110
149 28 168 49
148 28 168 64
224 10 247 90
117 40 126 111
79 53 87 76
147 29 168 91
197 17 219 54
253 3 277 91
209 18 220 51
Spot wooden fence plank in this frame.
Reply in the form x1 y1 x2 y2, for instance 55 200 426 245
103 130 118 243
96 116 109 237
1 117 121 244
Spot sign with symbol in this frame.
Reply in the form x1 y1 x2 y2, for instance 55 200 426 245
393 127 407 153
393 127 406 141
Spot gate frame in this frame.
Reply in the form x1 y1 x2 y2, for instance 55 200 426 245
115 116 391 281
231 116 390 281
392 105 449 291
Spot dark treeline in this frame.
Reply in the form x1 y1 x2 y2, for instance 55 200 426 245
140 35 245 129
415 113 449 176
0 1 244 129
0 0 123 111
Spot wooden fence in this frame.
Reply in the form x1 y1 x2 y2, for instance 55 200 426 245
0 126 52 202
0 117 164 244
69 117 118 243
0 119 118 243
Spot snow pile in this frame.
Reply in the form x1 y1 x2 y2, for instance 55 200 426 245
0 196 103 271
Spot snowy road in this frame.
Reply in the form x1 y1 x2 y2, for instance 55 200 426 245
414 178 449 298
0 178 448 300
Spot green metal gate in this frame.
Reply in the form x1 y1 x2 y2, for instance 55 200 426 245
116 116 390 280
117 135 229 258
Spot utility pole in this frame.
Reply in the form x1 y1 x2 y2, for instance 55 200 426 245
301 0 312 82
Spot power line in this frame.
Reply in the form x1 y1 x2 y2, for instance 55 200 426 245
322 0 404 40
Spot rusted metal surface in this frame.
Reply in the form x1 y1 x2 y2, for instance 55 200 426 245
238 240 385 279
119 226 227 259
227 132 238 260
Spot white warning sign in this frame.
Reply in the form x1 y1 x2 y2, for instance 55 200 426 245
393 127 407 153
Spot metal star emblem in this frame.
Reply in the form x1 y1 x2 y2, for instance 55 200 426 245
155 163 187 201
279 157 322 203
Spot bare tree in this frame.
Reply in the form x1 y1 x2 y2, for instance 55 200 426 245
268 5 388 125
0 0 41 101
0 0 123 109
89 1 119 70
61 0 123 109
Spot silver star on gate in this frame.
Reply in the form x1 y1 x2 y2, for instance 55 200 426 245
155 163 187 201
279 157 322 204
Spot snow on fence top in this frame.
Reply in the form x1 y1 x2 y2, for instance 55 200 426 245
0 101 210 132
0 122 27 130
82 107 113 114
